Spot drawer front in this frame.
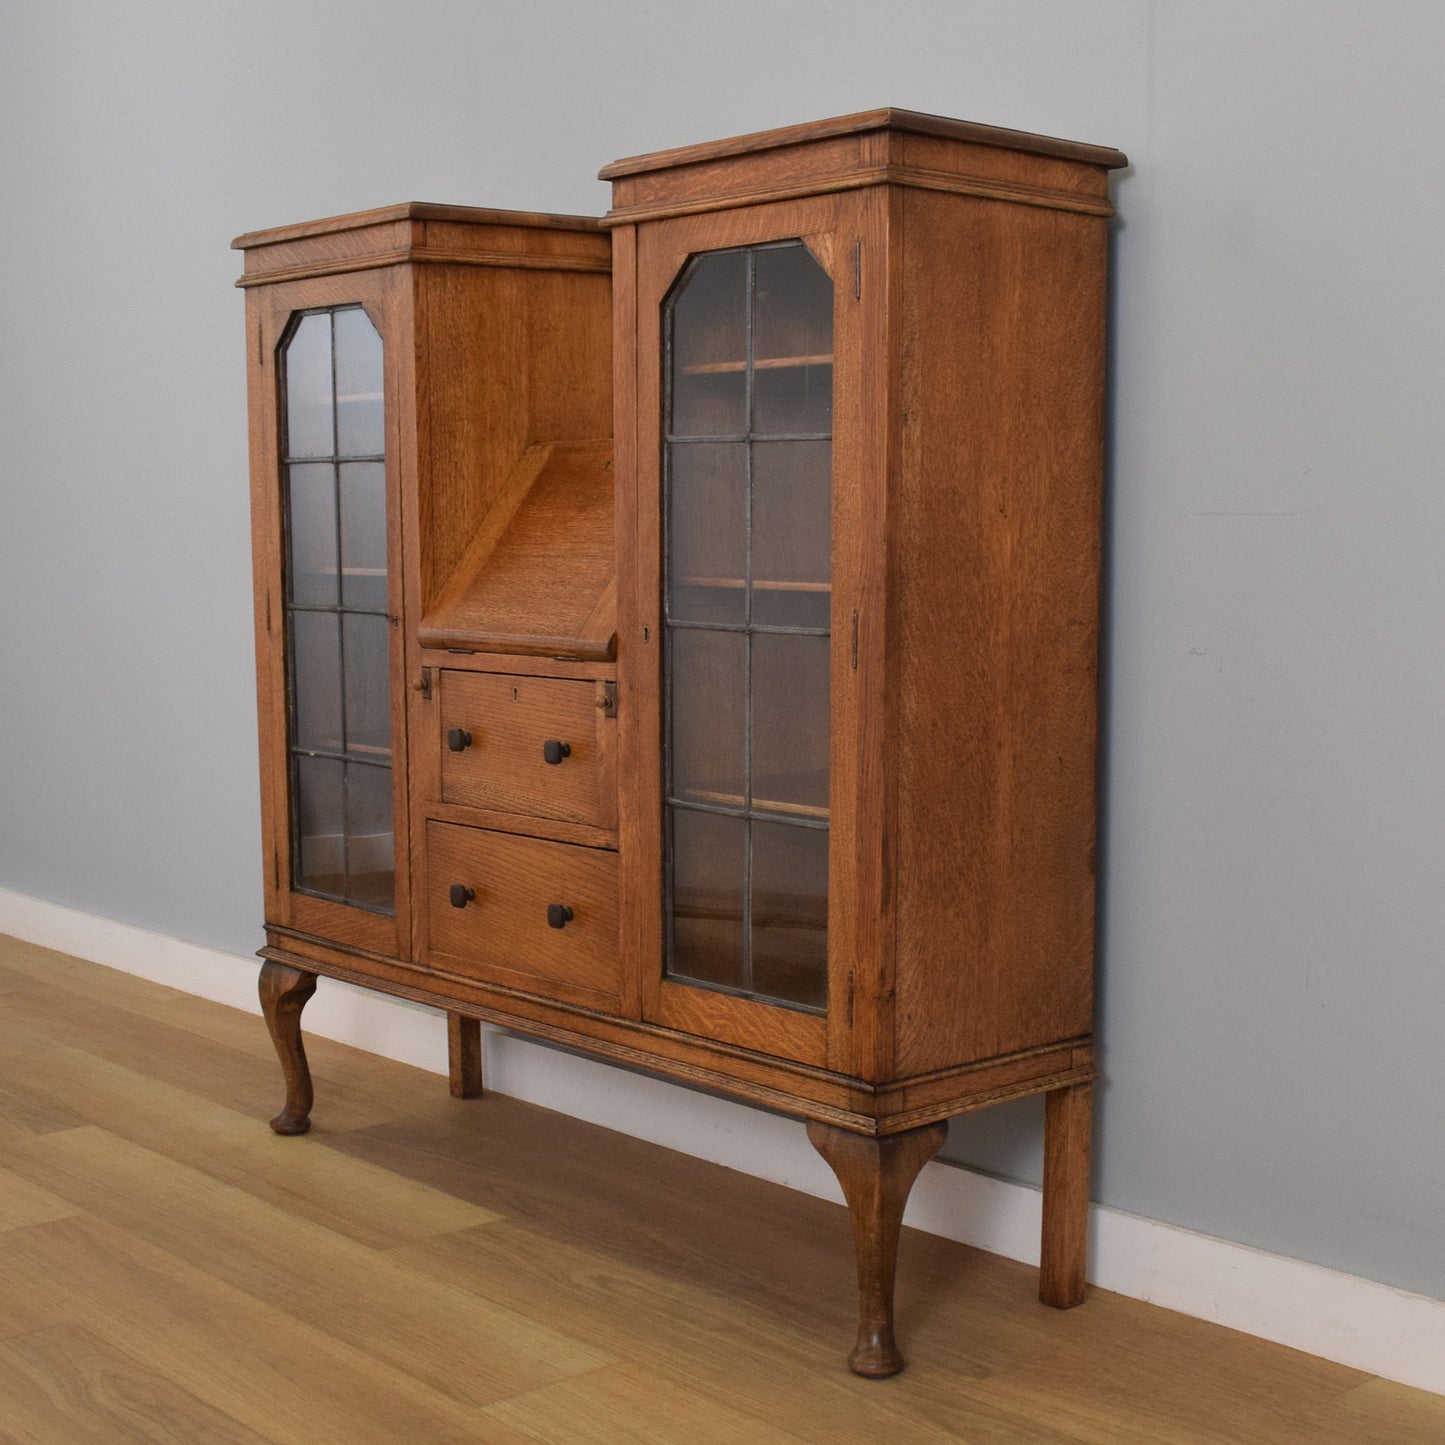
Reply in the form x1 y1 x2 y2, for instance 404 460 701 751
439 672 614 827
426 821 620 1005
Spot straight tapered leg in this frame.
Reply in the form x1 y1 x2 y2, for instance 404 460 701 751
1040 1080 1092 1308
258 960 318 1135
447 1013 484 1098
807 1118 948 1377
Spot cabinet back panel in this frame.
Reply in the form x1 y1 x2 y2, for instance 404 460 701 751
891 188 1105 1075
417 266 530 609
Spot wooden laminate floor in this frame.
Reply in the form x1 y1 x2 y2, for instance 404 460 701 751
0 934 1440 1443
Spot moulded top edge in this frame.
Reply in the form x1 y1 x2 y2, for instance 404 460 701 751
231 201 605 251
598 107 1128 180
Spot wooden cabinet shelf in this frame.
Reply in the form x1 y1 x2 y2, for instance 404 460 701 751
670 576 830 594
681 353 833 375
670 786 830 822
239 110 1126 1382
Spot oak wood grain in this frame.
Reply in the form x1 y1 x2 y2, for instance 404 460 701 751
1040 1082 1093 1309
599 108 1128 180
436 671 616 829
600 110 1124 228
257 959 317 1135
234 202 609 286
891 187 1105 1076
447 1012 484 1099
807 1119 948 1376
418 440 616 660
424 823 622 1010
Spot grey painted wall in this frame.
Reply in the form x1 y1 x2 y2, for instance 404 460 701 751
3 0 1441 1301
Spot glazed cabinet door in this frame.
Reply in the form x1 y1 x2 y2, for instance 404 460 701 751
246 270 412 957
619 193 882 1070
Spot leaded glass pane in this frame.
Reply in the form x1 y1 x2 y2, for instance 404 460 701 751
344 761 394 910
662 242 834 1013
667 442 746 625
284 313 334 459
342 612 391 758
291 610 342 753
334 306 385 457
751 820 828 1010
280 306 394 914
669 627 746 803
750 632 829 815
295 755 344 893
340 462 387 611
751 440 831 629
286 462 339 608
669 809 747 992
670 250 747 438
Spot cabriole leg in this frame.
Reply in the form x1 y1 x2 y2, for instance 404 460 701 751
258 960 318 1136
447 1013 484 1099
1040 1080 1092 1308
807 1118 948 1377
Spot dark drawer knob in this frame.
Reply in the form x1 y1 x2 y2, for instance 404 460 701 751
447 728 473 752
542 739 571 766
546 904 574 930
449 884 475 909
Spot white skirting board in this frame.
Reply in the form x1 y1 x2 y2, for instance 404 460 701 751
1 885 1441 1398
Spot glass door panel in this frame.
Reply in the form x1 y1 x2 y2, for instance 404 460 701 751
280 305 394 914
663 241 833 1013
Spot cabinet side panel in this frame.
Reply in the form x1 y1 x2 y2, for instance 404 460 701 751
244 287 289 929
892 188 1107 1075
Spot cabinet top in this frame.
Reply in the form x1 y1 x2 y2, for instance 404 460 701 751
232 201 603 250
599 108 1127 179
232 202 609 288
600 108 1127 225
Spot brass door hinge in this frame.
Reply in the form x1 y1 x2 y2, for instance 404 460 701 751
602 680 618 718
414 667 433 701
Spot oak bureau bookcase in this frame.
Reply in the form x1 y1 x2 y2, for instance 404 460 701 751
236 109 1126 1378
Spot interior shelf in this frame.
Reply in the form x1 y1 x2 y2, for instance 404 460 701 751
418 438 616 661
672 577 830 593
681 354 833 376
295 741 392 761
672 787 829 823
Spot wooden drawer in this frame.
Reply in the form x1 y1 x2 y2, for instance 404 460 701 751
425 821 620 1007
438 672 615 828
